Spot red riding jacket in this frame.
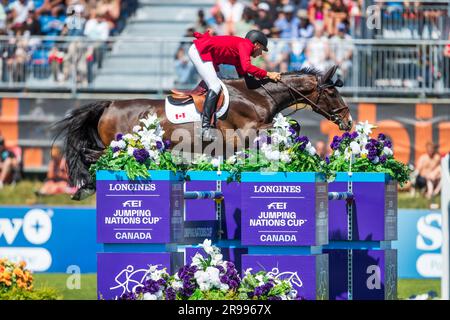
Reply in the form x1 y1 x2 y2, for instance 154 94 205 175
193 31 268 79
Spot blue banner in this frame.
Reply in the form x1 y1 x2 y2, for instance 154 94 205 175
0 206 101 273
0 206 442 278
393 209 442 278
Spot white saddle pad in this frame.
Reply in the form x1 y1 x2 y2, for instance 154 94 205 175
165 79 229 124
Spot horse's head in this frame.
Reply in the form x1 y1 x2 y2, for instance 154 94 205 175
281 65 352 131
314 65 352 131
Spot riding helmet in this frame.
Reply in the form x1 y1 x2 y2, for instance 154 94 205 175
245 30 268 52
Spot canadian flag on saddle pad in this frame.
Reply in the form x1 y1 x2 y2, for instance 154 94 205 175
165 79 230 124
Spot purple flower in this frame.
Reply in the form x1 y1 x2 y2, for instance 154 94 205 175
112 146 120 153
254 286 263 297
164 139 171 148
165 287 176 300
220 275 230 284
229 280 239 289
135 286 144 295
133 148 149 163
266 136 272 144
119 292 136 300
289 126 298 137
378 133 386 141
268 296 282 300
380 155 387 164
384 140 392 148
115 133 123 141
217 265 225 273
342 132 351 139
144 279 159 294
330 136 342 150
157 278 166 286
325 156 330 164
350 131 359 139
226 261 235 269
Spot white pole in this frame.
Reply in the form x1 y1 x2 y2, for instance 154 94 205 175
441 154 450 300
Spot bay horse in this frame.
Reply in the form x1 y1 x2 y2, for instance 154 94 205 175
54 65 352 200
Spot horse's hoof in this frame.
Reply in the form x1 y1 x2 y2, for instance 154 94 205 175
71 187 96 201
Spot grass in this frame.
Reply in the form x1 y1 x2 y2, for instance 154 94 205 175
0 180 441 209
0 180 96 206
33 273 97 300
32 274 440 300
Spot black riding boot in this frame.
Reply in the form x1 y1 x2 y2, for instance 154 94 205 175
202 89 219 141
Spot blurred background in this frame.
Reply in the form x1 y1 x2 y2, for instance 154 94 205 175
0 0 449 299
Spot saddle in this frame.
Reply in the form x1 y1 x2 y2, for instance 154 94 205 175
169 81 225 114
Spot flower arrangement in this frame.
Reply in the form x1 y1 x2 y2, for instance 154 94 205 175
0 258 33 292
327 121 410 184
89 113 181 180
118 240 300 300
187 114 330 181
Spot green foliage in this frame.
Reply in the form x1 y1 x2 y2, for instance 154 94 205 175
0 287 61 300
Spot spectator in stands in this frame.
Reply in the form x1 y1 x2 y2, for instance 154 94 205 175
39 5 65 36
62 0 87 36
327 0 349 35
304 24 331 71
195 9 208 34
444 32 450 90
209 10 226 36
315 140 327 159
24 7 41 35
274 4 300 39
174 46 197 86
264 26 289 73
415 142 442 199
0 135 20 190
35 145 74 196
246 0 261 21
308 0 326 32
254 2 272 37
329 22 353 79
297 9 314 39
234 6 254 37
48 45 64 81
96 0 120 34
0 2 7 34
8 0 35 35
218 0 244 35
84 9 109 40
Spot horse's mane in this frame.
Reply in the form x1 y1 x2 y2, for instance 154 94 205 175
282 66 323 77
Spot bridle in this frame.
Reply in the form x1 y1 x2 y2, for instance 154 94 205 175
260 76 350 128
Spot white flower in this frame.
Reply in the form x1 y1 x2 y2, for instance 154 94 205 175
349 141 361 155
211 158 221 168
211 254 223 266
383 146 393 157
305 142 316 156
172 280 183 290
191 253 204 267
360 149 368 157
244 268 253 276
133 125 142 133
334 150 341 157
356 120 376 137
255 274 264 286
226 155 237 164
143 293 157 300
265 149 280 161
123 133 135 141
280 151 291 163
112 151 120 158
372 156 380 164
127 146 135 156
141 113 158 128
273 113 290 130
200 239 213 254
220 283 229 291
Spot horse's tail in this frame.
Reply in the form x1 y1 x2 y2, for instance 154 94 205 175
53 100 111 189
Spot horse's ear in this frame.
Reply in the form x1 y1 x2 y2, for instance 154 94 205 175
321 65 338 84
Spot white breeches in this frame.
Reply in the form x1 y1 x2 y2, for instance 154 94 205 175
188 44 222 94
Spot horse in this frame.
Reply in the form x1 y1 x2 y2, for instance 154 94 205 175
54 65 352 200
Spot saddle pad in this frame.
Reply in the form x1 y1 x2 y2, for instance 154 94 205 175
165 79 229 124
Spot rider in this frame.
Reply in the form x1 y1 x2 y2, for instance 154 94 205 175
188 29 282 140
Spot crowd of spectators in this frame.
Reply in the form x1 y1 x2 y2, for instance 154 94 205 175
175 0 363 85
0 0 137 84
